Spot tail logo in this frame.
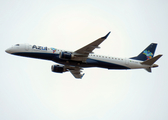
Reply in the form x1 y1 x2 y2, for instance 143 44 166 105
143 50 153 60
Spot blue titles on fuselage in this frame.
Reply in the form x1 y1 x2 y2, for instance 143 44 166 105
32 45 47 50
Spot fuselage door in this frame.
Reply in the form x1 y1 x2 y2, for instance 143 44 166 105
125 58 129 65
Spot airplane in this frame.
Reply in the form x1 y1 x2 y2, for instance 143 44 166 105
5 32 162 79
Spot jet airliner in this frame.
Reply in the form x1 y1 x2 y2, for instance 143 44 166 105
5 32 162 79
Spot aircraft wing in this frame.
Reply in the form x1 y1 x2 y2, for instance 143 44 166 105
74 32 111 57
65 66 84 79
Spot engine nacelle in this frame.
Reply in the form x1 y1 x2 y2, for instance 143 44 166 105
59 52 73 60
51 65 66 73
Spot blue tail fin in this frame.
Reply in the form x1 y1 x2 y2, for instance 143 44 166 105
130 43 157 61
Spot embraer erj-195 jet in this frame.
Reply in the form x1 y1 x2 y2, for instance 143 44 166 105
5 32 162 79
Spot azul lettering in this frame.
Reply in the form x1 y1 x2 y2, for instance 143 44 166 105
32 45 37 49
32 45 47 50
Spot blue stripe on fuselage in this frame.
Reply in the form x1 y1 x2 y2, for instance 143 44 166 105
13 52 56 60
12 52 130 69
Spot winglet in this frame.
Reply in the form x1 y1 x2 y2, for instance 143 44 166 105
102 31 111 39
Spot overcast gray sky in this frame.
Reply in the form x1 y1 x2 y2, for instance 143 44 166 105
1 0 168 120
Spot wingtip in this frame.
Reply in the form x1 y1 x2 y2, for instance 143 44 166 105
102 31 111 39
106 31 111 37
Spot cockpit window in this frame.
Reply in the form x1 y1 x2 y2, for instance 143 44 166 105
15 44 20 46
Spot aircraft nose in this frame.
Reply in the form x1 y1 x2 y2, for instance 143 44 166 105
5 48 12 53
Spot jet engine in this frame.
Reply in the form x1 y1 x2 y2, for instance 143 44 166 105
59 52 74 60
51 65 67 73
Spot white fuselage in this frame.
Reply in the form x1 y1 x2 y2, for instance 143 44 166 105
5 43 152 70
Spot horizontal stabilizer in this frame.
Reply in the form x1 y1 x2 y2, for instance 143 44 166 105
141 54 163 65
145 67 152 72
